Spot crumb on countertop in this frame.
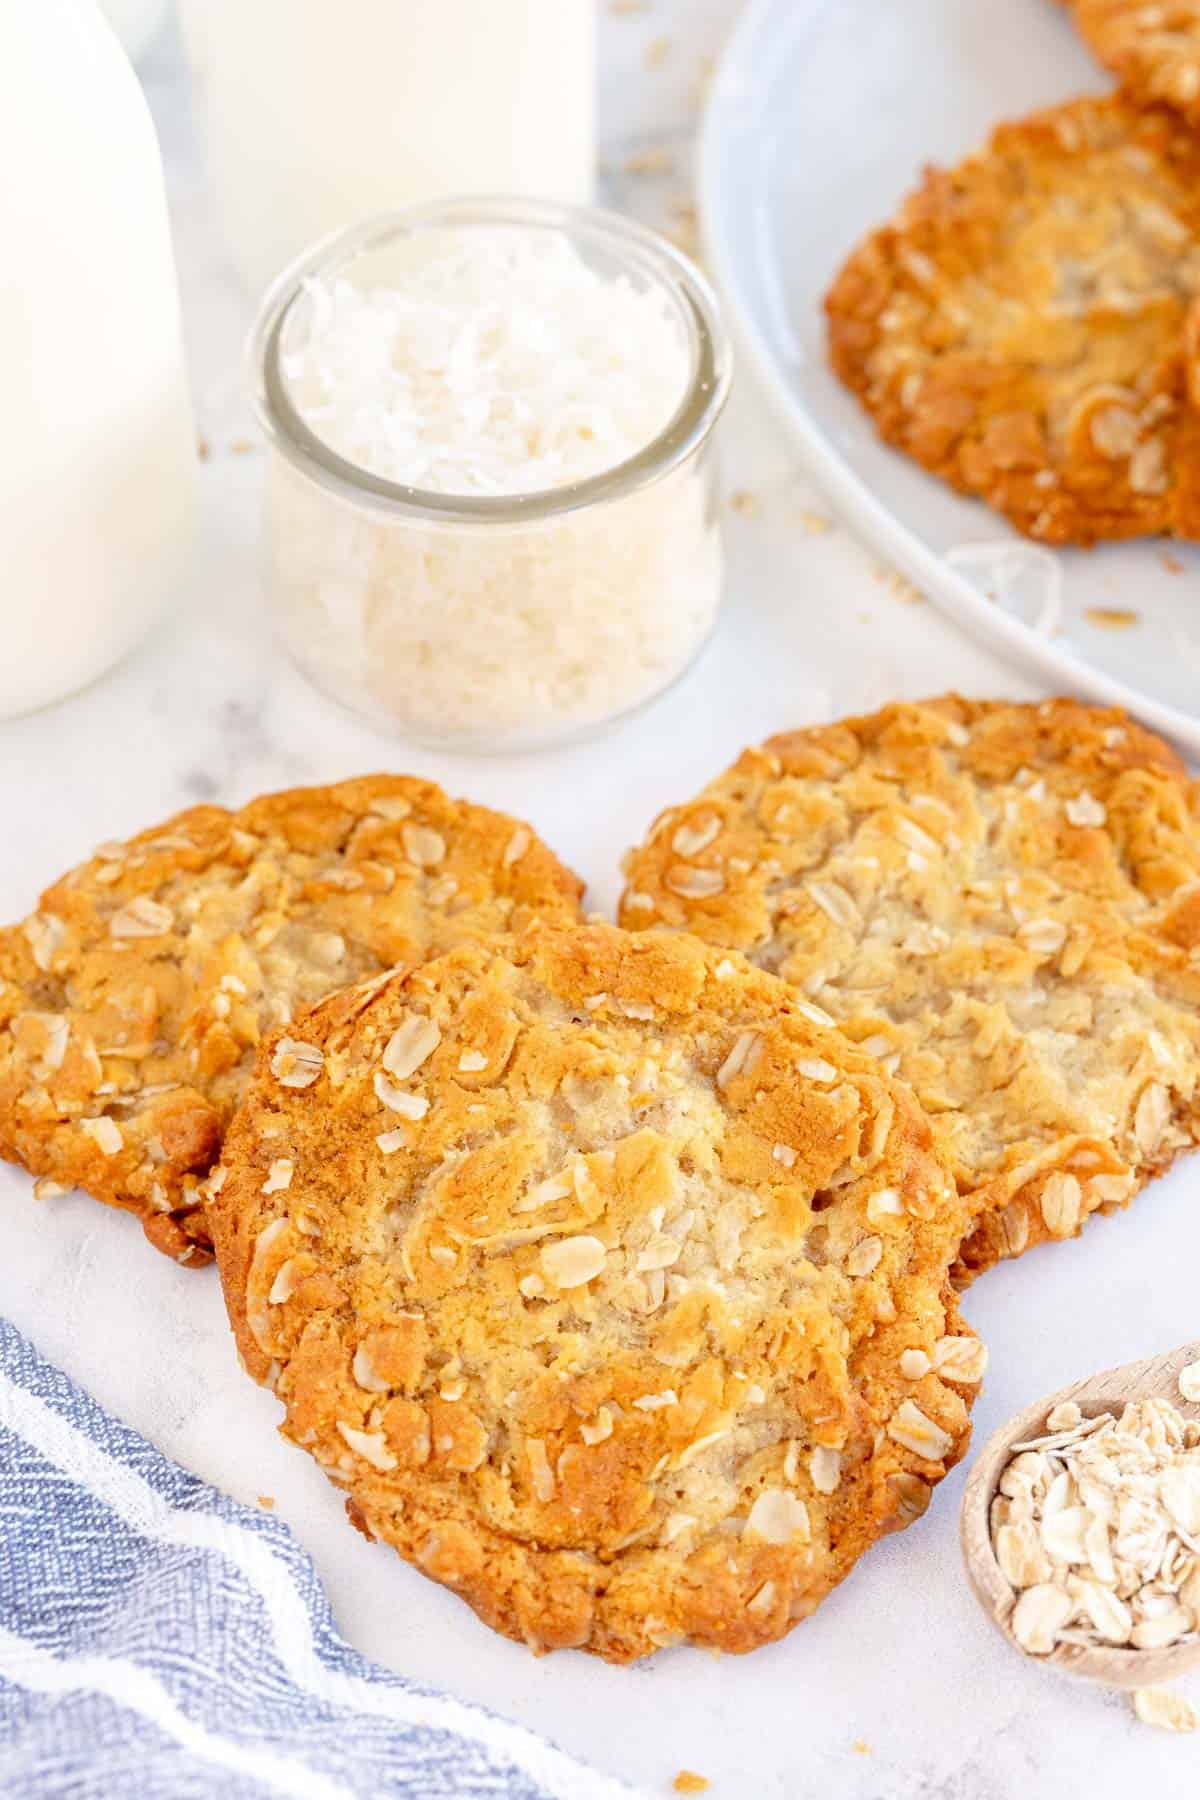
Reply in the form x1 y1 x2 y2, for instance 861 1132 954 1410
1132 1688 1197 1733
624 147 674 177
1083 606 1140 630
873 566 923 603
666 218 702 259
672 1773 710 1795
257 1495 275 1510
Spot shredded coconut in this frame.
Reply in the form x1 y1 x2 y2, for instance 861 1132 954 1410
282 230 690 496
265 225 725 745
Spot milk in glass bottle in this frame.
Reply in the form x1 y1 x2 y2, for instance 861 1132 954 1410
1 0 195 717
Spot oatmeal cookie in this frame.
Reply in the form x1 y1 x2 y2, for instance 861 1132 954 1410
825 96 1200 545
211 922 978 1663
620 698 1200 1282
0 777 581 1264
1069 1 1200 129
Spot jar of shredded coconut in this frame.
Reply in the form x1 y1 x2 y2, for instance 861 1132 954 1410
251 200 731 749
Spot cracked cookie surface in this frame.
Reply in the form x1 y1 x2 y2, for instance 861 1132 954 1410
825 95 1200 545
0 777 581 1263
620 698 1200 1281
211 922 977 1662
1069 1 1200 129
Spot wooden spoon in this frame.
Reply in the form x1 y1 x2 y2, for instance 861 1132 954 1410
960 1340 1200 1689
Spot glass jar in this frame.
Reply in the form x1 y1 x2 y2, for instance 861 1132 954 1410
251 199 731 753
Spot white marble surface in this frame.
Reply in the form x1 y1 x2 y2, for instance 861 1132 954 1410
3 5 1198 1796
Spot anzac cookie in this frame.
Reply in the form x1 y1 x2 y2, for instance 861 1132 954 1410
619 698 1200 1282
211 922 978 1663
0 777 581 1264
1069 1 1200 130
825 96 1200 545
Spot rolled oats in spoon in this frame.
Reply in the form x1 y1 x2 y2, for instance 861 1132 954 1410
993 1396 1200 1659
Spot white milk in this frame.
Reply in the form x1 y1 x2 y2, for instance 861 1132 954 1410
182 0 596 296
0 0 195 720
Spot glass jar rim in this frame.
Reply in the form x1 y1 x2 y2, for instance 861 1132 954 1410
249 196 732 526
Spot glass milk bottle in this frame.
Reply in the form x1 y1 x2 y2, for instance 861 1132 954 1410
181 0 597 296
0 0 195 719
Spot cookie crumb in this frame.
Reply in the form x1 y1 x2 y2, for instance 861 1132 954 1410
666 216 702 259
673 1774 709 1794
797 509 831 535
1083 606 1139 630
729 490 759 519
873 566 922 603
1132 1688 1197 1733
196 436 211 462
257 1495 275 1510
851 1740 871 1755
230 438 256 456
624 147 673 177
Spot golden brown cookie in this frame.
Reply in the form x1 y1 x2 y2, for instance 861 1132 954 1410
211 922 978 1663
0 777 581 1264
1069 1 1200 129
825 96 1200 545
619 698 1200 1282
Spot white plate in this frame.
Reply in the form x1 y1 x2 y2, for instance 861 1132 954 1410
698 0 1200 754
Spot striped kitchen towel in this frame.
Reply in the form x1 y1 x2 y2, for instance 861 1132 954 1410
0 1319 629 1800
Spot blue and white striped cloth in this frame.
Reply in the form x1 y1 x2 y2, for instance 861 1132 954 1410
0 1320 629 1800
